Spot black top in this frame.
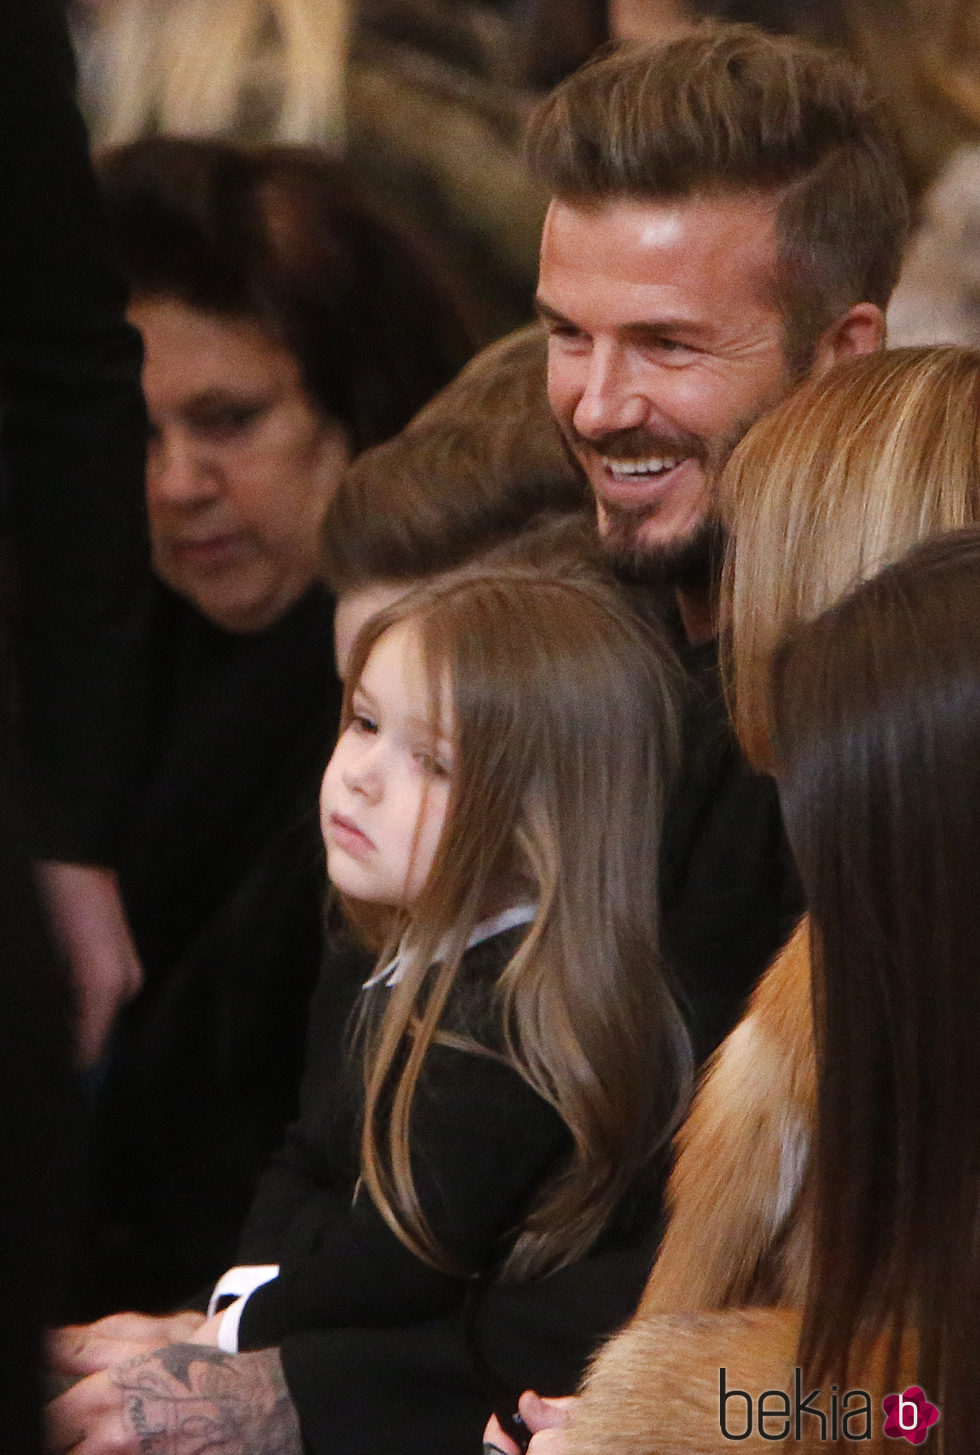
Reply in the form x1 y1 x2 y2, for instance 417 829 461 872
660 634 803 1062
66 583 342 1317
236 926 574 1342
236 925 670 1455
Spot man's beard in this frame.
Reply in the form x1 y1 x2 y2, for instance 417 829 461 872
601 506 727 595
578 407 773 595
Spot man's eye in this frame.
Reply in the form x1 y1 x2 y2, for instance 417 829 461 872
546 322 586 342
648 336 693 357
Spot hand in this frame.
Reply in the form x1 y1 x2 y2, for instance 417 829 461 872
484 1393 574 1454
37 861 143 1067
46 1343 303 1455
188 1312 226 1347
48 1312 206 1381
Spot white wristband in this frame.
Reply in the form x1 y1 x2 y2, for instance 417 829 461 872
207 1263 280 1319
207 1264 280 1353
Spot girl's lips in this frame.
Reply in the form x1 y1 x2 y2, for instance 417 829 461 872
328 812 375 859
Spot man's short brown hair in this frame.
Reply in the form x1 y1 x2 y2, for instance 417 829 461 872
526 23 911 371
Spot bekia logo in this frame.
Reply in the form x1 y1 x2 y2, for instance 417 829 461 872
718 1370 940 1444
882 1387 940 1445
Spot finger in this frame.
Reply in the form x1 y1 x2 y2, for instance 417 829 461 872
527 1430 569 1453
518 1392 574 1432
482 1414 522 1455
47 1327 100 1377
47 1330 131 1378
46 1381 92 1454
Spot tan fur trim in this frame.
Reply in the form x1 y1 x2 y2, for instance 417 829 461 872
640 920 815 1314
567 1308 914 1454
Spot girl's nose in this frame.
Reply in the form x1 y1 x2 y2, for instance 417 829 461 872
342 744 384 802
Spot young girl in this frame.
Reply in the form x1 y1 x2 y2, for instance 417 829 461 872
50 568 691 1455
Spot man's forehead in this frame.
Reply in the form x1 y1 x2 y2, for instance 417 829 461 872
541 191 778 261
538 192 781 324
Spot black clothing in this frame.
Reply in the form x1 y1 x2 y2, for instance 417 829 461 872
1 0 149 863
70 583 342 1316
234 927 670 1455
237 928 574 1342
0 706 77 1455
660 635 803 1062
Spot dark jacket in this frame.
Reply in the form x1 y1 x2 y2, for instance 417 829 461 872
69 582 342 1317
235 925 670 1455
0 0 149 864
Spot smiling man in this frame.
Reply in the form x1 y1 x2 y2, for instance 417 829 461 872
514 17 912 1065
529 23 908 642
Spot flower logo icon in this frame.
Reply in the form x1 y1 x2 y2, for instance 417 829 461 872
882 1387 940 1444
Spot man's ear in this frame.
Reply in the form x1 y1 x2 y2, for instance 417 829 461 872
810 303 886 378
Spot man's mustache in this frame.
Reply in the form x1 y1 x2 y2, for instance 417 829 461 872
567 424 707 461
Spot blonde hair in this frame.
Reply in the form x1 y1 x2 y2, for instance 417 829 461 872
720 346 980 771
343 570 691 1281
86 0 347 149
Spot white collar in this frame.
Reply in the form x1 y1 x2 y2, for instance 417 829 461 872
363 903 538 989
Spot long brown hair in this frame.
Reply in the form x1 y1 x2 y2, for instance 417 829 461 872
771 529 980 1451
721 346 980 772
342 569 691 1280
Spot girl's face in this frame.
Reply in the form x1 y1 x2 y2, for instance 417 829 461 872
320 620 455 908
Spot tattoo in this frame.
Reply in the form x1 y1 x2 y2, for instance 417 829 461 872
109 1343 303 1455
156 1343 230 1389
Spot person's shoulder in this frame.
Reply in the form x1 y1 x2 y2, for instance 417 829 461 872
442 923 529 1047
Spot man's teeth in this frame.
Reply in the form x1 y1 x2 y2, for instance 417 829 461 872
604 456 682 478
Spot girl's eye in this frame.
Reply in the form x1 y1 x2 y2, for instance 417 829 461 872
415 751 450 778
351 713 378 735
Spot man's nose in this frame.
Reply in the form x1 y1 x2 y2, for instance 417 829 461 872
571 341 649 441
146 428 220 509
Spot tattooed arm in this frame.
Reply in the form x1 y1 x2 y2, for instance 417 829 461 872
46 1342 302 1455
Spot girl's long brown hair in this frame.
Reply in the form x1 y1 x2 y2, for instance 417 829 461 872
771 530 980 1452
341 569 692 1281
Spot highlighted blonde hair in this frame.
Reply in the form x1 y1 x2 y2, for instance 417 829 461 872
87 0 348 149
720 346 980 771
344 570 691 1281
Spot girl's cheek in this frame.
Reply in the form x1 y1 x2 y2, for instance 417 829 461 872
318 754 340 834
